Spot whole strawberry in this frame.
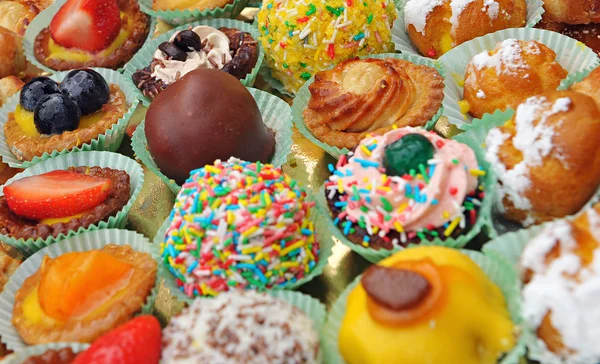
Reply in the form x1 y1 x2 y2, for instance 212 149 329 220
72 315 161 364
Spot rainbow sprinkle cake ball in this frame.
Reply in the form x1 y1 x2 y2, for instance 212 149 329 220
161 158 320 298
257 0 397 94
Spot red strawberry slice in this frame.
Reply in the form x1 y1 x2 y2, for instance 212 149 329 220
49 0 121 52
72 315 161 364
3 170 112 220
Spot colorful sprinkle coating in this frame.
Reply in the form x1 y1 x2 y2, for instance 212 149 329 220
256 0 397 94
325 127 486 249
161 158 320 298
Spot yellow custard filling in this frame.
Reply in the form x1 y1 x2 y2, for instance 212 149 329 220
439 32 454 55
46 13 131 62
13 105 107 138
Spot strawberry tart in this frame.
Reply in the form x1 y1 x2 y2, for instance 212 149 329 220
0 167 130 240
33 0 150 70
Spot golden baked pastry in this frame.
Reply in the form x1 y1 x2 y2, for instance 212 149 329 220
404 0 527 58
0 27 26 79
520 204 600 362
570 66 600 107
464 39 567 119
5 84 127 162
542 0 600 24
12 244 156 344
152 0 232 12
0 1 37 36
485 90 600 226
0 76 24 108
0 245 20 292
303 58 444 149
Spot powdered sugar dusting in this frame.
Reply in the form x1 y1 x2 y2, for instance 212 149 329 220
477 89 486 99
161 291 320 363
471 39 541 76
482 0 500 19
450 0 476 30
485 96 572 225
405 0 444 34
521 214 600 363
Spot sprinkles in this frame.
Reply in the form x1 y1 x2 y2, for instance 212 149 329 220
161 158 320 298
325 128 485 249
256 0 397 93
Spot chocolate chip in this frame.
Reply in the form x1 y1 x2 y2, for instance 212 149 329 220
361 265 431 310
174 30 202 52
158 42 187 62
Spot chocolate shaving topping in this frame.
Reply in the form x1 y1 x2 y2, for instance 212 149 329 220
361 265 431 311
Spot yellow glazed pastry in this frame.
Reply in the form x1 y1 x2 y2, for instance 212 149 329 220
339 246 515 364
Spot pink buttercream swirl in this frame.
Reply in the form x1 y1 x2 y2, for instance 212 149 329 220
328 127 479 233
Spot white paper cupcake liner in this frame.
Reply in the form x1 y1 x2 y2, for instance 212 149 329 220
392 0 545 56
0 151 144 255
438 27 600 128
292 52 447 159
323 249 525 364
0 229 160 351
0 342 89 364
152 197 334 305
123 18 265 107
131 87 293 194
0 68 140 169
23 0 157 74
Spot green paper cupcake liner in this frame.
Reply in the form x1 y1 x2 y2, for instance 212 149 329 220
0 68 139 169
23 0 157 74
392 0 544 56
0 228 160 351
131 87 293 194
438 27 600 128
322 249 525 364
291 53 447 159
152 199 334 305
0 342 90 364
315 132 495 263
0 151 144 255
139 0 248 25
123 18 265 107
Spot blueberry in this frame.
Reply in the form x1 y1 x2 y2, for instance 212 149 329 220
34 94 81 135
60 69 109 115
19 77 60 112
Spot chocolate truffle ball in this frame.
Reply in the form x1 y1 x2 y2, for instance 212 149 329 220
145 68 276 184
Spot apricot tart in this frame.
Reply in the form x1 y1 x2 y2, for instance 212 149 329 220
0 167 130 241
33 0 150 71
4 69 128 162
12 244 156 345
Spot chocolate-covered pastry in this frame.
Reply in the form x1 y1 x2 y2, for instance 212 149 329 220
145 68 275 184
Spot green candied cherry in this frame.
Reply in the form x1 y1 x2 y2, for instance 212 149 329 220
383 134 435 176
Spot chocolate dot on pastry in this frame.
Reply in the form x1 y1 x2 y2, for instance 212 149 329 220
174 30 202 52
145 68 275 185
362 265 431 311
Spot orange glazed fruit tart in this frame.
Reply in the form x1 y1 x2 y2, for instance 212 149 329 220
0 167 131 241
4 70 127 162
33 0 150 71
12 244 157 344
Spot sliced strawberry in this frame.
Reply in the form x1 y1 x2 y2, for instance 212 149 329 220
50 0 121 52
3 170 112 220
72 315 161 364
